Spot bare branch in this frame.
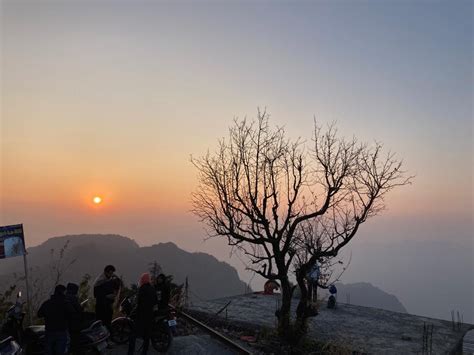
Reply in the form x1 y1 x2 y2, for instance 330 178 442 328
191 110 412 333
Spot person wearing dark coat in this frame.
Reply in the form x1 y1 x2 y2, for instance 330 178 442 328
37 284 75 355
128 272 158 355
154 273 171 313
93 264 118 329
65 283 83 333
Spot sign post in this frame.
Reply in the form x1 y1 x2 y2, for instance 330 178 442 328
23 251 32 325
0 224 31 324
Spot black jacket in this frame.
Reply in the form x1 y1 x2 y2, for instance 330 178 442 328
155 282 170 310
37 294 75 332
94 276 119 307
65 294 83 332
134 283 157 335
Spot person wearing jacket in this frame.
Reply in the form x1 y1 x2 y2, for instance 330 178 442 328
128 272 157 355
154 273 170 312
37 284 75 355
65 283 83 334
93 264 118 329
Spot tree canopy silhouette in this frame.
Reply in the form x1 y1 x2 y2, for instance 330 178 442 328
192 110 412 341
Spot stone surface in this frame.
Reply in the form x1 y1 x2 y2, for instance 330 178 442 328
189 293 473 354
108 334 236 354
463 329 474 354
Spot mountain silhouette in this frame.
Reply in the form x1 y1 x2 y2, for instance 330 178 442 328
0 234 248 301
331 282 407 313
0 235 407 314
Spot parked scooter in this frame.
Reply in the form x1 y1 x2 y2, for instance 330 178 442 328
1 291 109 354
0 336 22 355
110 293 176 352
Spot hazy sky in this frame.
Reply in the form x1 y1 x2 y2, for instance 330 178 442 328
1 1 472 321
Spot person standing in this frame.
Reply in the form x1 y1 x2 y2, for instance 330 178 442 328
128 272 157 355
37 284 75 355
65 283 83 334
154 273 171 313
327 284 338 309
93 265 118 329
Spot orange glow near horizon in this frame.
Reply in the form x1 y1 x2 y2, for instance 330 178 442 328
93 196 102 204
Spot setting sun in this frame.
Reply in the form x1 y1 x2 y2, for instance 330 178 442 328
93 196 102 204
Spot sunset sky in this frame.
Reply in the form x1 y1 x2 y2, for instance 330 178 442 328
1 1 472 320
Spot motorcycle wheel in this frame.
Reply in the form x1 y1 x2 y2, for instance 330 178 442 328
110 318 133 344
151 322 172 353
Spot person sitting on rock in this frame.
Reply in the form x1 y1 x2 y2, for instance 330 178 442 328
327 284 337 309
263 280 280 295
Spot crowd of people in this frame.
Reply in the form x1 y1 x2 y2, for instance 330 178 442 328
36 264 171 355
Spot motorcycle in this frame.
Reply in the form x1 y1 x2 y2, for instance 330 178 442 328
1 291 109 354
110 293 176 352
0 336 22 355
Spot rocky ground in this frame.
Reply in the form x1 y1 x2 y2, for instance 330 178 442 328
110 291 472 354
190 293 472 354
108 334 237 354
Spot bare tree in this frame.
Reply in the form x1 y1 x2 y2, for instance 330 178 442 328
191 110 412 341
26 241 77 324
289 126 413 335
48 239 76 287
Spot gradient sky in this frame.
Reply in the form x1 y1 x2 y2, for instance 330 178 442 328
1 0 472 321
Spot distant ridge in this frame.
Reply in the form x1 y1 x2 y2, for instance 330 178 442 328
0 234 248 301
293 280 407 313
333 282 407 313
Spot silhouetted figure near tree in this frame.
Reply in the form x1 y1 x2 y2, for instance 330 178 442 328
37 284 75 355
128 272 157 355
327 284 337 309
94 265 119 330
263 280 280 295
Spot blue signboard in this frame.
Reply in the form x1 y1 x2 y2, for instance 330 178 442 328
0 224 26 259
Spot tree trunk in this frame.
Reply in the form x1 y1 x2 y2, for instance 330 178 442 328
296 267 309 320
296 267 310 334
277 276 292 338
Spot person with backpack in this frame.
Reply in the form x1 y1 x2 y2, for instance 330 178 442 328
37 284 75 355
128 272 157 355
